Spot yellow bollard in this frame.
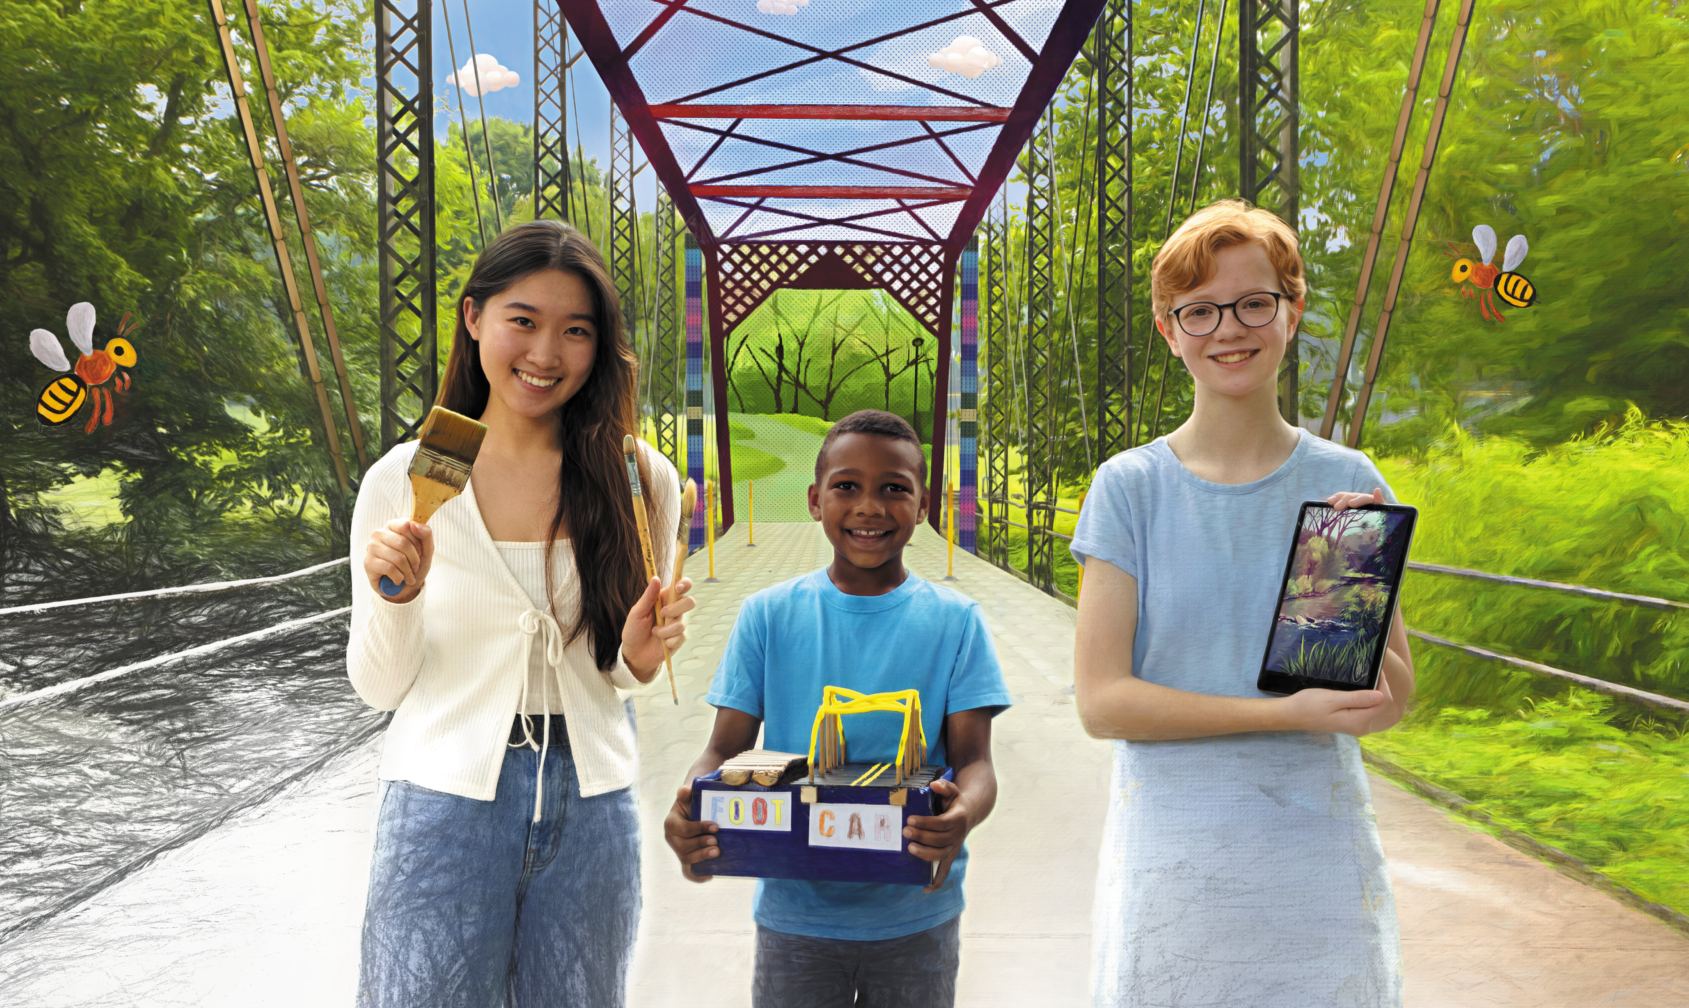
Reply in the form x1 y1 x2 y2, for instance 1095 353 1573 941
1075 489 1088 597
705 479 718 582
944 480 957 580
747 480 756 547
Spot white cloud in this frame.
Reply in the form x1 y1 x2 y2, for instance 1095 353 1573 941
756 0 807 14
446 54 519 97
927 36 1003 79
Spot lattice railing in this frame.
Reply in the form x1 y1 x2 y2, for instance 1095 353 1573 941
1093 0 1133 457
1021 108 1059 593
375 0 435 451
532 0 570 223
713 242 947 337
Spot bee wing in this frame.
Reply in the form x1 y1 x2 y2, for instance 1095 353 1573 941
30 329 70 371
66 302 96 356
1502 234 1529 273
1472 225 1497 265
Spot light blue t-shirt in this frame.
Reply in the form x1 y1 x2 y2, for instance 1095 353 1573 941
705 567 1014 941
1069 429 1397 697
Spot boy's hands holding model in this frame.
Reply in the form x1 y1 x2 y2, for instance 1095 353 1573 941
902 777 973 893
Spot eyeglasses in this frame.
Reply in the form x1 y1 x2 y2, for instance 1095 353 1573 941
1167 291 1286 337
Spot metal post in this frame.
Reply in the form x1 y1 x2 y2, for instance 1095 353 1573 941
684 235 708 548
1239 0 1299 424
704 479 717 581
957 239 979 555
982 210 1011 570
1023 107 1058 592
608 103 639 340
533 0 570 222
652 193 683 469
1093 0 1133 455
375 0 436 451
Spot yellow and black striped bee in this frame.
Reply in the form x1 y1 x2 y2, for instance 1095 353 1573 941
29 302 140 432
1446 225 1536 323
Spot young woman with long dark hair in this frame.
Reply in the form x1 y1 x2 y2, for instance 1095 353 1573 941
346 220 695 1006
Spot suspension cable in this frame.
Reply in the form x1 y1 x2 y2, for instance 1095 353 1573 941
1045 112 1094 474
439 1 487 246
1141 0 1211 439
1186 0 1230 215
459 0 504 234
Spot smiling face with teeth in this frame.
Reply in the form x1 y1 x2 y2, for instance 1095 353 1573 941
1157 242 1303 405
464 267 598 425
808 431 930 596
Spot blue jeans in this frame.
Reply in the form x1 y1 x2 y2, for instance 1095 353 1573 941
357 724 641 1008
752 915 962 1008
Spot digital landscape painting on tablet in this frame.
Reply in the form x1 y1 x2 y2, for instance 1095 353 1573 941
1258 502 1417 695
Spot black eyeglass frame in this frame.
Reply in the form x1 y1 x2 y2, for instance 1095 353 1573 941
1167 291 1287 337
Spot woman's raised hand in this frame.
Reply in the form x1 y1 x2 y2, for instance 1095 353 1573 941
363 519 433 604
620 576 697 681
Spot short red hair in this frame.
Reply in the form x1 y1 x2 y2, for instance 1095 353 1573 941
1150 199 1306 318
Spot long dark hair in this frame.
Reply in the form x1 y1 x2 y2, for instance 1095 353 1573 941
437 220 650 671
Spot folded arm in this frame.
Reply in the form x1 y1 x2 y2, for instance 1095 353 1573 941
1074 558 1411 741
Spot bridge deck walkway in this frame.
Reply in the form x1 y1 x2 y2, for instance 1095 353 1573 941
1 522 1684 1006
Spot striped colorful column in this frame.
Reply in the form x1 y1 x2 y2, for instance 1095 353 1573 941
958 239 979 554
685 235 706 551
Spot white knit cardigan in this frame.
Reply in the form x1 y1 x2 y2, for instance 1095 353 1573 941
346 438 679 800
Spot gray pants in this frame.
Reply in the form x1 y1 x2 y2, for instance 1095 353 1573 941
752 916 961 1008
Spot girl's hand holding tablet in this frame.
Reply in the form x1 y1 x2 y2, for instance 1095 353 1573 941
1274 673 1396 738
619 574 697 681
1326 486 1385 511
364 519 433 604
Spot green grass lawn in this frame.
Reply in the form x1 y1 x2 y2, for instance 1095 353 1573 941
1362 671 1689 916
765 413 834 437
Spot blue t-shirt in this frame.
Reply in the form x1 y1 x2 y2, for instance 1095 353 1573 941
705 567 1014 941
1068 429 1397 698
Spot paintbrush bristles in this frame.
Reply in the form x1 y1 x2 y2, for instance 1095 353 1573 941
623 434 636 454
677 480 697 539
416 407 488 465
406 407 487 524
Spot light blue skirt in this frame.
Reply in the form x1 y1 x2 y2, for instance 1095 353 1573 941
1092 731 1403 1007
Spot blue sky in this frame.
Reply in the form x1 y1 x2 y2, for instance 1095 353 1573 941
431 0 662 205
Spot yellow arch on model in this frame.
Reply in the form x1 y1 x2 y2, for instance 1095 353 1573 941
806 686 928 784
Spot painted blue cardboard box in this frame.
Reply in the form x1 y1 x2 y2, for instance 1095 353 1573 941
689 764 953 886
689 687 948 886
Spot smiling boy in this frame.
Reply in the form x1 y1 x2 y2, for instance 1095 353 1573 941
663 409 1012 1008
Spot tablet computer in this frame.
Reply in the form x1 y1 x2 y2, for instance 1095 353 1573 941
1257 501 1417 696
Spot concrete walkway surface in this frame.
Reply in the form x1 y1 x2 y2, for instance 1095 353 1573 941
0 522 1684 1007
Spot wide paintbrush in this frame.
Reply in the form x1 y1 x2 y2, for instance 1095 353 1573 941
623 435 679 704
379 406 488 596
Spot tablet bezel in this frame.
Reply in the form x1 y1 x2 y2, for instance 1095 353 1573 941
1256 500 1418 696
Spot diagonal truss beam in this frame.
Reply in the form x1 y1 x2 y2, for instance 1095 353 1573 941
558 0 1106 248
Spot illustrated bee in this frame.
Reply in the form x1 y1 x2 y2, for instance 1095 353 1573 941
1447 225 1536 323
28 302 139 432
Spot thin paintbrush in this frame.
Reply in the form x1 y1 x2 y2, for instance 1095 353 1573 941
660 479 698 692
379 406 488 596
622 435 678 703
